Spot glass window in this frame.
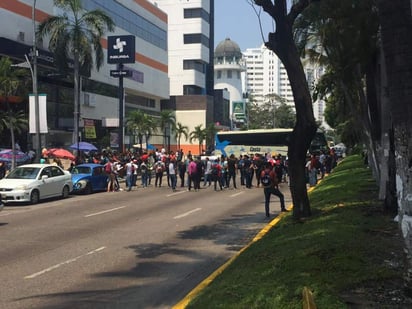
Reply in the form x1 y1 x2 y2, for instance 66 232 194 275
184 34 210 48
83 0 167 50
184 8 210 23
183 60 205 73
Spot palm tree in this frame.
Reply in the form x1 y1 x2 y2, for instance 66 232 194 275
0 57 29 169
0 57 29 99
189 124 206 155
37 0 114 147
141 114 157 151
126 110 156 153
158 110 176 150
205 123 218 153
0 110 28 169
175 122 189 151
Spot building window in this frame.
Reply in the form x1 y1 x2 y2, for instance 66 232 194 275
183 85 204 95
227 70 232 79
217 70 222 79
184 8 210 23
183 60 205 73
83 0 167 50
125 93 155 108
184 34 210 48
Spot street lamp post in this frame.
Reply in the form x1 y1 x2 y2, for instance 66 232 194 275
32 0 41 162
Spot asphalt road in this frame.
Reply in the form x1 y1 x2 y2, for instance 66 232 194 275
0 179 291 309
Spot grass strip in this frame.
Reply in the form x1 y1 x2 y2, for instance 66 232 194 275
185 155 403 309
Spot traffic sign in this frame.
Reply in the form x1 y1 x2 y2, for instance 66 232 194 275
110 70 132 77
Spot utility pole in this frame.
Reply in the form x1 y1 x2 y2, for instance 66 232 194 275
32 0 41 162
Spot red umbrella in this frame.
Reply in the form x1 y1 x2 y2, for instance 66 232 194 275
47 148 75 160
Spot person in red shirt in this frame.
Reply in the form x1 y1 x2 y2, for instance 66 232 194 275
211 159 223 191
260 162 286 217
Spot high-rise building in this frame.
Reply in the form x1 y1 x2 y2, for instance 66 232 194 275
0 0 169 150
243 45 294 106
149 0 215 154
242 44 329 129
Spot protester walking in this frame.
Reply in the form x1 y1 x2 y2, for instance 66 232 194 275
260 162 286 217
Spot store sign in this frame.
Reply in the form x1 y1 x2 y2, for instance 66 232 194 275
84 119 96 139
232 101 245 114
107 35 136 64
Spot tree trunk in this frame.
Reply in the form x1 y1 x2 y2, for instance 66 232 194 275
377 0 412 294
266 23 317 219
73 54 80 149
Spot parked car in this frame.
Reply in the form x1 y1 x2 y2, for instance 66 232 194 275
70 163 108 194
0 164 73 204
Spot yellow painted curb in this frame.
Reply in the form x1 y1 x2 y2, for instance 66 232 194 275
173 178 323 308
172 205 292 309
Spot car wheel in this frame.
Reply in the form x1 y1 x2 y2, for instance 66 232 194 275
62 185 70 199
30 190 40 204
85 183 93 195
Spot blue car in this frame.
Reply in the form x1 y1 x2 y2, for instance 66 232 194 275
70 163 108 194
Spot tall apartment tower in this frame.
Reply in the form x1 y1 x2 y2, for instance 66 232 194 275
150 0 215 154
243 45 294 106
214 38 246 129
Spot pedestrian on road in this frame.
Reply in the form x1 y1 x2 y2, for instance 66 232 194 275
260 162 286 217
168 159 177 191
125 158 135 191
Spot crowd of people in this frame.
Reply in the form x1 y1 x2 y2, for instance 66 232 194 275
65 148 291 194
0 144 339 216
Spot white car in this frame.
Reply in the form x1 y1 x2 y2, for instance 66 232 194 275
0 164 73 204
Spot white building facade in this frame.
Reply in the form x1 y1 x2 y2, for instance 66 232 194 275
214 38 246 129
148 0 215 155
243 45 294 106
243 44 329 129
0 0 169 150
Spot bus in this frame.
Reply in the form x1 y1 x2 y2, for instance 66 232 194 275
214 129 328 157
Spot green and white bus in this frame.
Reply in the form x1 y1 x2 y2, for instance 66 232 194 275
214 129 328 157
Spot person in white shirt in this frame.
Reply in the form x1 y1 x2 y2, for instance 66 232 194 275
125 159 135 191
168 159 177 191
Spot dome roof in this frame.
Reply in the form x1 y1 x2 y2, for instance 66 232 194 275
215 38 242 58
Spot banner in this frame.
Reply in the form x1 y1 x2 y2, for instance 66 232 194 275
29 94 48 133
110 132 119 148
84 119 96 139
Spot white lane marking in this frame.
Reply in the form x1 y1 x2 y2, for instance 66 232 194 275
230 191 244 198
24 247 106 279
84 206 126 217
174 208 202 219
166 190 186 197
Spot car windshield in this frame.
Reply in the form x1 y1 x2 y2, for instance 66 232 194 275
71 166 91 174
6 167 40 179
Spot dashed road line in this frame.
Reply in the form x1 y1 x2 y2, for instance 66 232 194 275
84 206 126 217
173 208 202 219
25 247 106 279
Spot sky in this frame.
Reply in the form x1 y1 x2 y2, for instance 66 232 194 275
214 0 276 51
